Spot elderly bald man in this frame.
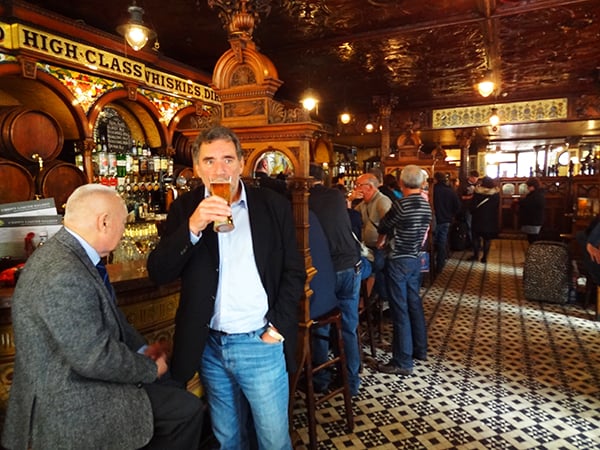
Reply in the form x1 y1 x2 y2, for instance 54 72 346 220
2 183 203 450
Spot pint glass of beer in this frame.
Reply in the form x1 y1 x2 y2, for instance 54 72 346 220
209 176 234 232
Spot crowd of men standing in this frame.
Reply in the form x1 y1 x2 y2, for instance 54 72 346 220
4 121 552 450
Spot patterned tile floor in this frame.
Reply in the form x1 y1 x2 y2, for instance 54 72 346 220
291 239 600 449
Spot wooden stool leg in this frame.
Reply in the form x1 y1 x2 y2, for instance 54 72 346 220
377 294 384 340
294 309 355 449
304 346 318 450
332 316 354 433
596 286 600 321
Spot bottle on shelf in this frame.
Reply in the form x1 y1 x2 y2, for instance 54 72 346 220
147 145 155 174
138 142 148 177
98 136 109 178
117 151 127 179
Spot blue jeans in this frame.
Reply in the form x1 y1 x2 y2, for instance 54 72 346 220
434 222 451 270
312 266 361 395
372 248 389 300
200 326 292 450
385 257 428 369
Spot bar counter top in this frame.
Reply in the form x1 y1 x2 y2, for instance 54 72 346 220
0 259 180 310
0 259 181 343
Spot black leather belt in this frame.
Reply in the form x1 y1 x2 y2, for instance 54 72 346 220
209 328 230 336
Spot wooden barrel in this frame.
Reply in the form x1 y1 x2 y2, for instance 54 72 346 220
173 164 194 182
31 160 87 213
0 158 35 204
173 134 194 166
0 107 64 165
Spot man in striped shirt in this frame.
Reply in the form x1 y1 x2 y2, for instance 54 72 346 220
375 165 432 376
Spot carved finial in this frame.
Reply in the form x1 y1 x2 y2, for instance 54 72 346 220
208 0 272 42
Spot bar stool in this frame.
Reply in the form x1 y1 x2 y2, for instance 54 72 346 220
594 287 599 321
290 307 354 450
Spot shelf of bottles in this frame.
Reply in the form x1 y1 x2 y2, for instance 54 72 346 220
75 137 177 222
576 145 600 176
332 151 362 190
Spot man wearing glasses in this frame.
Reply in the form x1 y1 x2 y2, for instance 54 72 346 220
350 173 393 305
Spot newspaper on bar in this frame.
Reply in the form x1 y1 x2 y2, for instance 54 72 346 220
0 198 57 217
0 198 63 259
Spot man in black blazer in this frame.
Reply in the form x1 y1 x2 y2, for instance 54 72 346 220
147 126 305 450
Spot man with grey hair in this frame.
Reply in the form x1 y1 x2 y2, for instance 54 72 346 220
148 126 305 449
376 165 432 376
351 172 392 305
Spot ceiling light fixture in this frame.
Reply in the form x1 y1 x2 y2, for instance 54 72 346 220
117 1 157 51
477 70 495 97
340 111 351 124
489 107 500 127
300 88 319 113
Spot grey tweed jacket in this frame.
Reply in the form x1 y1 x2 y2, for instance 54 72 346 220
1 227 158 450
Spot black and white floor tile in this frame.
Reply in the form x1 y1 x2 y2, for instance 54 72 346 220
291 239 600 449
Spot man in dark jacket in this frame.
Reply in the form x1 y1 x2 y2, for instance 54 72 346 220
458 170 480 244
433 171 461 270
309 164 362 396
147 126 305 450
470 176 500 263
518 177 546 243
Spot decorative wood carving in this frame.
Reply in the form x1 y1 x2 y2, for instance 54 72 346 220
18 56 37 79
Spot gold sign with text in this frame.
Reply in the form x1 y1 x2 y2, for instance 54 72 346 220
0 22 220 105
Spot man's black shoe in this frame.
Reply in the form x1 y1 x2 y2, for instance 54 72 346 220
378 362 413 376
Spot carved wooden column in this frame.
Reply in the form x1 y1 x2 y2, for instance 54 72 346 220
454 128 474 181
82 137 96 183
373 96 398 161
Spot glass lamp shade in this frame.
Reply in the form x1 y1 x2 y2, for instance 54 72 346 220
340 112 351 124
489 108 500 127
300 88 319 111
124 25 150 50
478 80 495 97
117 5 156 51
301 97 317 111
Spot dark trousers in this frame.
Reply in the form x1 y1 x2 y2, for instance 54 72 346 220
141 380 204 450
434 222 451 270
472 233 492 260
